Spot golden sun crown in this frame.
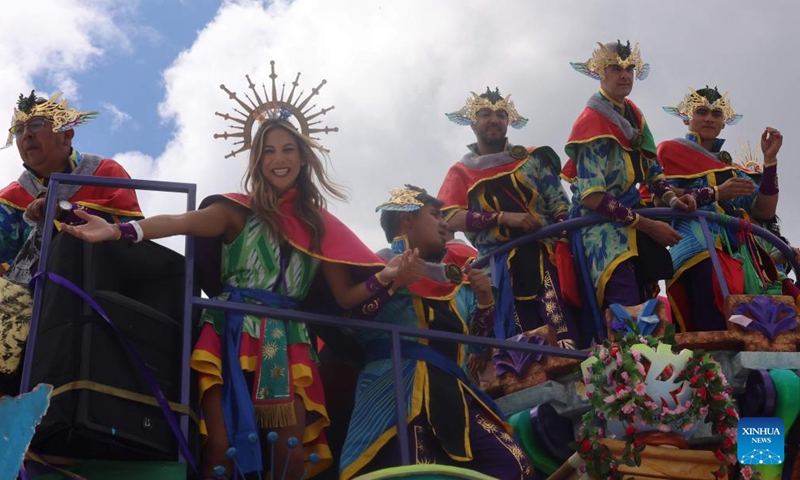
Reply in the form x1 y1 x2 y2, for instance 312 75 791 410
213 61 338 158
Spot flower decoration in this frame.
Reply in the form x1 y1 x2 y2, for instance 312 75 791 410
570 321 748 479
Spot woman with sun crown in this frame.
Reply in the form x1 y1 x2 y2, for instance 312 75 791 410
60 63 424 480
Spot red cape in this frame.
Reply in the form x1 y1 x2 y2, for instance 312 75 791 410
562 98 654 181
657 140 756 179
217 192 384 268
437 148 539 210
0 159 142 217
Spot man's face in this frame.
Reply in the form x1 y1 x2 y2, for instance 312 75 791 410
405 203 448 259
686 107 726 140
600 64 635 102
13 117 72 176
471 108 508 146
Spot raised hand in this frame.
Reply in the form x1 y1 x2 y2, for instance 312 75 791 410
761 127 783 162
717 177 756 201
466 264 494 306
59 208 120 243
392 249 427 288
501 212 541 233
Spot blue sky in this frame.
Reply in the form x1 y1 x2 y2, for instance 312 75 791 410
2 0 800 252
51 1 221 158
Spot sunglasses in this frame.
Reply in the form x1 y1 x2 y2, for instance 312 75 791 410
8 117 51 138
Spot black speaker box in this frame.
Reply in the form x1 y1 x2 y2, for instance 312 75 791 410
29 232 194 461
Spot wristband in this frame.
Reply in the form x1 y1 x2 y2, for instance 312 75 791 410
119 221 144 243
684 187 716 206
364 273 390 293
668 195 679 208
648 177 672 199
595 193 638 226
759 164 779 195
466 211 500 231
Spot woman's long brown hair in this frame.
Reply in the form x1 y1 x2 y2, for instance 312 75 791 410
243 120 347 251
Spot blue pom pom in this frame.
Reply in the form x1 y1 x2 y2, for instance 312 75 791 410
213 465 226 476
267 431 279 443
248 432 259 444
226 447 238 458
286 436 299 448
309 453 321 464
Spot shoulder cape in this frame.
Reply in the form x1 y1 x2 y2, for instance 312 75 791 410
0 159 142 217
657 139 757 179
438 146 559 211
562 98 655 181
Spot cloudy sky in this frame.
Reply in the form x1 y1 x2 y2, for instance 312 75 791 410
1 0 798 253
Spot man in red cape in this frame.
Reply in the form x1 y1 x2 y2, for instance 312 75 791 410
563 41 694 343
437 87 580 349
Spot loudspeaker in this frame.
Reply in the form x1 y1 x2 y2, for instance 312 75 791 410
29 232 192 461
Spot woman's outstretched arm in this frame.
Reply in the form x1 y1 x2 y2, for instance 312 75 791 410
60 201 246 243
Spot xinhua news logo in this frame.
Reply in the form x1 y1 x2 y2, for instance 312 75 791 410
738 417 784 465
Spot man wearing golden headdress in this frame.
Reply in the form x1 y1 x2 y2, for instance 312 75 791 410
0 90 142 389
562 41 696 343
437 87 581 349
658 86 795 331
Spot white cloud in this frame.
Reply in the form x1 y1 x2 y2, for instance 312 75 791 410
133 0 800 252
101 102 133 131
3 0 800 257
0 0 131 179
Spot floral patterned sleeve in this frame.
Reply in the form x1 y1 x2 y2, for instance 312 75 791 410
0 204 28 269
531 152 571 220
574 140 611 200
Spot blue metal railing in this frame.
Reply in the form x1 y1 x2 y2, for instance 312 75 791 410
20 174 798 471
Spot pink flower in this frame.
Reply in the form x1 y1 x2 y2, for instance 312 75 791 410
682 422 695 432
658 424 671 433
740 466 753 479
634 383 647 395
615 352 624 365
584 377 591 384
604 395 617 404
637 364 646 376
621 403 635 415
621 371 629 382
585 365 593 374
598 350 607 360
631 350 641 361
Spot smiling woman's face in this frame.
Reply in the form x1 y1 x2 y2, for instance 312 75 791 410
259 126 303 196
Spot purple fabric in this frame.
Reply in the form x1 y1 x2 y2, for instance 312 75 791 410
741 369 776 418
471 305 495 338
732 295 797 341
364 274 388 294
595 193 637 226
602 260 644 308
492 334 546 376
352 289 393 320
361 395 534 479
465 210 499 232
684 186 716 207
648 177 673 199
118 222 137 242
760 164 779 195
681 259 727 331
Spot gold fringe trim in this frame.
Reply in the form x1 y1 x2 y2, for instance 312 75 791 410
255 402 297 429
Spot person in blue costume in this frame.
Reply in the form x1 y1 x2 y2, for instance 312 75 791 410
659 86 790 331
340 185 534 480
562 40 696 343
